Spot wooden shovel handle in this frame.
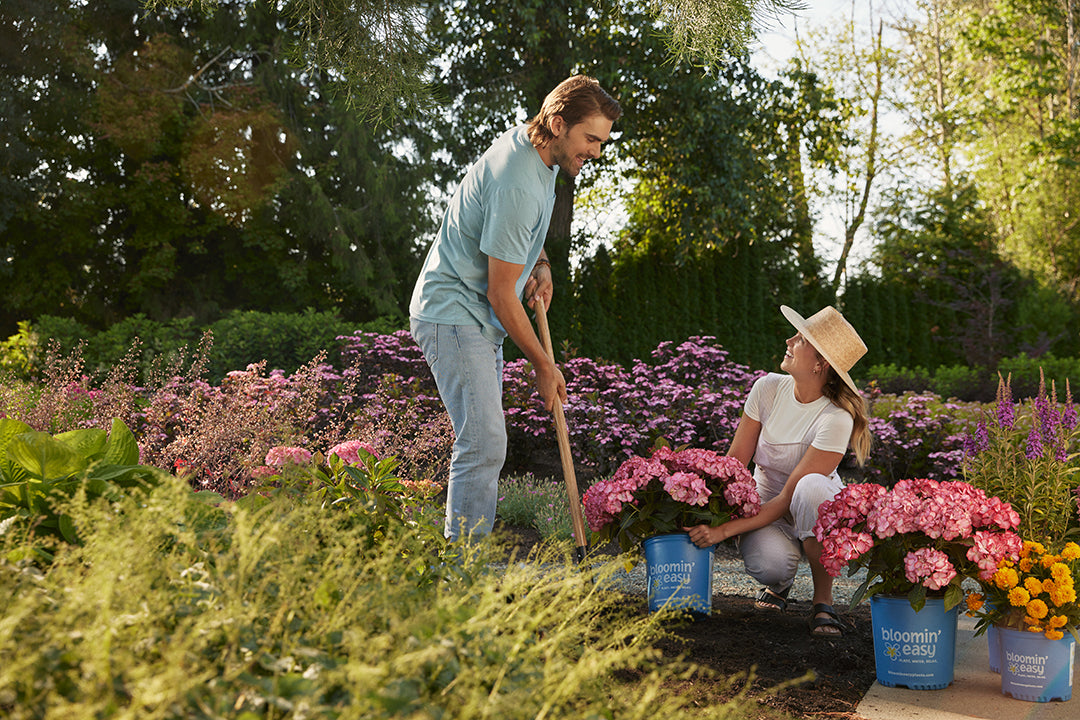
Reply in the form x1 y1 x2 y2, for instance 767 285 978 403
533 296 588 561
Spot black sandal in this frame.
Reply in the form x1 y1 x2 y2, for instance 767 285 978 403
754 587 789 612
808 603 851 638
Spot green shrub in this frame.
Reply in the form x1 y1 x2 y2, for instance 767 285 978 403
865 356 1080 402
862 363 935 396
0 481 759 719
0 417 172 560
929 364 990 401
204 308 357 381
996 353 1080 400
0 322 38 377
24 310 407 384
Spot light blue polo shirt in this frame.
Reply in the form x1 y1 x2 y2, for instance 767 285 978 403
409 125 559 343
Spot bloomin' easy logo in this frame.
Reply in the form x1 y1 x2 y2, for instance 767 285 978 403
1005 650 1049 677
880 627 943 659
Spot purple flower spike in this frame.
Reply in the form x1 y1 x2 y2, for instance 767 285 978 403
1025 427 1044 460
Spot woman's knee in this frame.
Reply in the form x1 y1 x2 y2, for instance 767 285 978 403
791 473 843 539
740 526 800 588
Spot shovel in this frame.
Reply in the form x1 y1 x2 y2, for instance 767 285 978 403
533 296 588 563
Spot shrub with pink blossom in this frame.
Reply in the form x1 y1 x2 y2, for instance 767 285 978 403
814 478 1023 611
582 444 760 553
327 439 379 465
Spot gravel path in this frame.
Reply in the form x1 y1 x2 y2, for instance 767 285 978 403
603 551 869 606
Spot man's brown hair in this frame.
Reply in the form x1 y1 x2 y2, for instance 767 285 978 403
527 75 621 148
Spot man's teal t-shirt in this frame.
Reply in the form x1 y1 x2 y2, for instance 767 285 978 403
409 125 559 343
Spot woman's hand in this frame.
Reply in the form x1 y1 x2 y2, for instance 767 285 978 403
683 523 729 548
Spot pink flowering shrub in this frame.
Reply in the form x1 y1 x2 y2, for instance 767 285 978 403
815 478 1023 611
265 445 314 467
582 445 760 553
327 439 379 465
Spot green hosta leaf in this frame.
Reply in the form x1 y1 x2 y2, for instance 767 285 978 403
102 418 139 466
6 432 86 482
54 428 108 460
0 418 32 459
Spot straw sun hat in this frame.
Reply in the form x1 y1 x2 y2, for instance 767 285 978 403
780 305 867 393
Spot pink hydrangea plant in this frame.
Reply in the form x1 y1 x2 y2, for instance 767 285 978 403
328 439 379 465
582 445 759 553
814 478 1023 611
264 445 313 467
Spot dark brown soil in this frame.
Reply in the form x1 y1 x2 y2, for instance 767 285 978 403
491 522 876 720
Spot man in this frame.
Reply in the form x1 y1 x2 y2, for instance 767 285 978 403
410 75 622 542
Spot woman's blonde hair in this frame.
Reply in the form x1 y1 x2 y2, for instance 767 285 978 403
822 369 873 466
526 75 621 148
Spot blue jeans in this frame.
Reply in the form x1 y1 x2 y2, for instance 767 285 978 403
410 320 506 542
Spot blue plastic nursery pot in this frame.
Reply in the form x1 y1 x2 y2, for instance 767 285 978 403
999 626 1075 702
869 595 959 690
984 600 1001 673
988 623 1001 674
643 533 714 615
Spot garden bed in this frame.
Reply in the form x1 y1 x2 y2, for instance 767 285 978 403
493 523 876 720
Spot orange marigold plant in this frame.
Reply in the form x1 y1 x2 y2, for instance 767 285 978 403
966 540 1080 641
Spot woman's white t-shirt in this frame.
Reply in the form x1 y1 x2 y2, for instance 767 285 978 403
743 373 853 502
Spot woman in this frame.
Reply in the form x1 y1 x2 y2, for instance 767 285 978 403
685 305 872 637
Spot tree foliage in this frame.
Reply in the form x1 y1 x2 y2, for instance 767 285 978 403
0 1 433 334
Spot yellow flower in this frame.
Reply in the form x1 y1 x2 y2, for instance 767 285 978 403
1048 584 1077 606
1045 629 1065 640
1026 598 1049 619
1009 586 1031 607
1061 542 1080 561
1041 554 1060 569
965 593 984 614
1024 577 1044 596
1051 562 1071 582
1018 557 1034 572
1022 540 1046 558
1047 615 1069 629
1043 578 1057 595
995 566 1020 590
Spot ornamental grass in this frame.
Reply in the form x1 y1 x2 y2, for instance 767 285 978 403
0 479 764 720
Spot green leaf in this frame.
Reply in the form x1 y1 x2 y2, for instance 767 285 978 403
54 428 108 460
6 432 86 482
848 575 872 611
907 585 928 613
0 418 32 459
103 418 139 466
58 514 78 543
943 583 963 612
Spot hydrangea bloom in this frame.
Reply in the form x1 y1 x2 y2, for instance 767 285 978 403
582 446 759 552
903 547 956 591
813 478 1022 609
265 445 313 467
328 439 379 465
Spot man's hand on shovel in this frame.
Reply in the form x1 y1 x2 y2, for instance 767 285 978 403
533 296 588 563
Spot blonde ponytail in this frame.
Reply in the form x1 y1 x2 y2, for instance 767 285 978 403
823 372 872 466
